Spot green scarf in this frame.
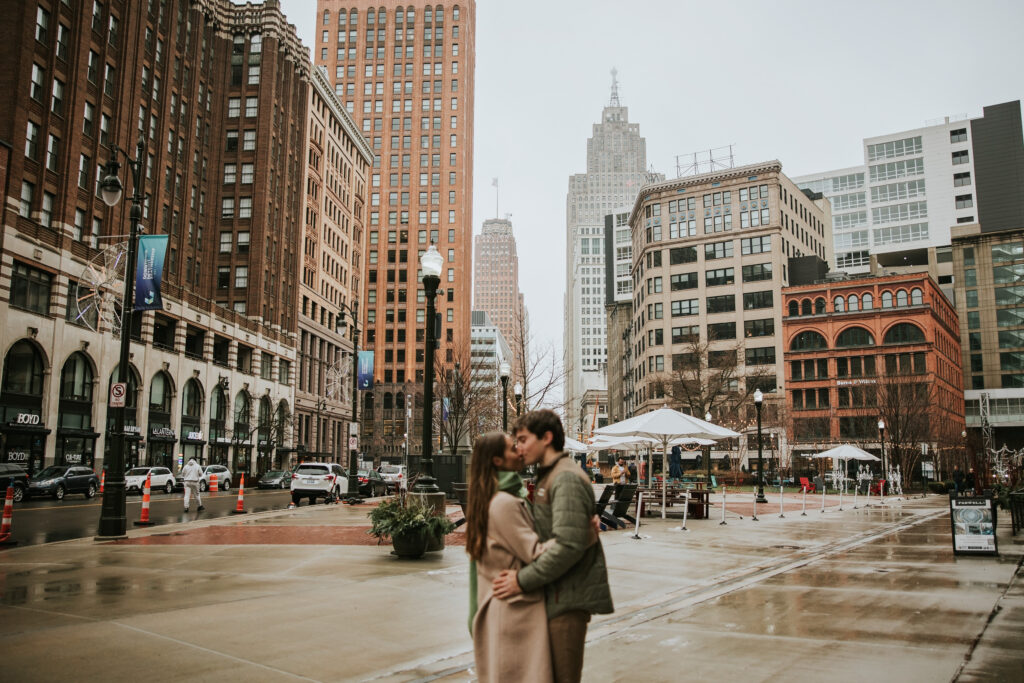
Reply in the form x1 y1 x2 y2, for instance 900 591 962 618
468 471 527 635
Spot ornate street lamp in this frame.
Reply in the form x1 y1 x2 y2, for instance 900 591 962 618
499 360 510 431
96 139 146 540
754 389 767 504
514 381 523 418
415 245 443 493
338 305 360 499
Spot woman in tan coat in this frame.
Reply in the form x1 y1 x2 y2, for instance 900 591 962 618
467 431 553 682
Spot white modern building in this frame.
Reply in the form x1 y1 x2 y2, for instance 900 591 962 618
563 71 662 428
470 310 512 405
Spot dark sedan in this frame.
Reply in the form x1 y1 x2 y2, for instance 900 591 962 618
357 469 388 497
27 465 100 500
0 463 29 502
257 470 293 489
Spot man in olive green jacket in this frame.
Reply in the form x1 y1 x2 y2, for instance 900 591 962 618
493 409 613 683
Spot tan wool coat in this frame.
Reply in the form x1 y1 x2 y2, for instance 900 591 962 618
472 491 554 683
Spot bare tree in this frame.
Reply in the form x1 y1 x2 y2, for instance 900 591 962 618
433 344 500 454
508 303 568 414
876 371 936 483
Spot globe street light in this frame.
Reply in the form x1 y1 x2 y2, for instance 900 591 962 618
514 381 523 417
415 245 443 493
96 138 146 540
754 389 767 504
499 360 510 431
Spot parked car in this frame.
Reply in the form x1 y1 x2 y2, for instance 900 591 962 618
379 464 407 492
174 464 232 492
290 462 348 505
257 469 293 489
0 463 30 502
125 467 176 494
27 465 101 500
358 469 388 497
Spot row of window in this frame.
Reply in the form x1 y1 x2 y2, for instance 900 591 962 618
324 6 462 27
789 323 926 353
787 287 924 317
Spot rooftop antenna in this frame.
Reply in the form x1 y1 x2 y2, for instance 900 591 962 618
491 177 499 218
609 67 620 107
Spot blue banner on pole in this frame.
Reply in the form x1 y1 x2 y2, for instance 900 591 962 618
442 397 450 422
134 235 169 311
357 351 374 390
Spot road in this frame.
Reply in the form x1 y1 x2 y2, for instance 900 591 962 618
4 487 297 546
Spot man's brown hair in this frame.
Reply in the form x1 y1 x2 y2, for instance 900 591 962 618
514 409 565 452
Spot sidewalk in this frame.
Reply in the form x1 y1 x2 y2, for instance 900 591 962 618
0 495 1020 682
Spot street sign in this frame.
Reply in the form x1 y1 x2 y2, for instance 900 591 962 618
348 436 358 450
349 423 360 437
110 382 127 408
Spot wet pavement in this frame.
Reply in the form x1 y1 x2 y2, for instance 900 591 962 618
0 494 1020 682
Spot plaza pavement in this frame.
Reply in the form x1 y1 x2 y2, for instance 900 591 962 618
0 491 1021 682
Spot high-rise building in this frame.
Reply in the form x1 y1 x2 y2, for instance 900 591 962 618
604 207 633 425
0 0 314 476
473 217 524 379
793 101 1024 282
314 1 476 463
470 309 510 426
296 66 373 463
564 71 661 432
627 162 832 466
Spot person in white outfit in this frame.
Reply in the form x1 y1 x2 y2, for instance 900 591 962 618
182 457 205 512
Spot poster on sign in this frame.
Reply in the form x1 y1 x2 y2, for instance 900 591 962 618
949 496 998 556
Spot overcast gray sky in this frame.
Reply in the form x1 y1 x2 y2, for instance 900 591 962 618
282 0 1023 362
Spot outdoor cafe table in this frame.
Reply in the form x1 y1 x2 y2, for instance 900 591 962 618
638 483 709 519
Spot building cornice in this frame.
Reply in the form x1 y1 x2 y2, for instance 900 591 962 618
310 66 374 164
191 0 310 78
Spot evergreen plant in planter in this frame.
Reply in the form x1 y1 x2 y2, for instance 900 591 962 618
368 494 455 559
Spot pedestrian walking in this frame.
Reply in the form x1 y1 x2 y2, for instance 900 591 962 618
953 465 964 497
182 457 205 512
494 409 614 683
466 431 554 682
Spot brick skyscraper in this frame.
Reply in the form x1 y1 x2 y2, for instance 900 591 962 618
473 217 525 381
314 1 475 462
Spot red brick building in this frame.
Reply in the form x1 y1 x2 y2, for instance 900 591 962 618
782 273 964 477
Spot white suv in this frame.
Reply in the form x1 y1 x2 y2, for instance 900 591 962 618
173 464 232 492
380 464 407 492
290 462 348 505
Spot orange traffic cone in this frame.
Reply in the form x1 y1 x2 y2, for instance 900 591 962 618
209 472 218 495
232 474 247 514
100 470 105 494
0 486 17 546
135 473 155 526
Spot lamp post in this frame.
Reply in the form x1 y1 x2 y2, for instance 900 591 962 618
514 381 523 418
704 411 712 487
754 389 767 503
96 139 146 539
415 245 443 493
338 305 360 499
499 360 510 431
878 418 886 477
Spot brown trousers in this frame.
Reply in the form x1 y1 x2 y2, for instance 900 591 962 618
548 610 590 683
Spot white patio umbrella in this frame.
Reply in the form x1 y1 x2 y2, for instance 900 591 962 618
563 437 589 453
810 444 880 462
594 408 739 518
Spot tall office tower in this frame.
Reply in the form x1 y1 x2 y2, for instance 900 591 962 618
296 66 373 464
473 217 524 380
0 0 311 476
793 101 1024 288
564 71 661 435
604 206 634 425
314 1 475 462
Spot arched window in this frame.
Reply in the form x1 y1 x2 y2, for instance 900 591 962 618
453 5 460 21
790 331 828 351
3 340 45 396
862 293 873 310
259 396 272 430
182 379 203 419
366 7 374 24
395 7 403 23
834 296 845 313
234 391 251 426
911 288 923 305
801 299 812 316
378 7 387 24
848 294 859 311
896 290 908 307
884 323 925 345
424 6 431 22
836 327 875 347
210 386 226 423
396 392 405 410
788 301 799 317
338 9 346 26
383 392 393 410
814 298 826 314
60 352 93 401
276 400 290 444
881 291 893 308
149 372 173 413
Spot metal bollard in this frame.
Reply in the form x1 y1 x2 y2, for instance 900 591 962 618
752 489 759 521
853 483 859 509
820 486 826 513
680 490 689 531
720 486 727 526
779 483 785 518
630 493 643 540
838 483 843 512
801 486 807 516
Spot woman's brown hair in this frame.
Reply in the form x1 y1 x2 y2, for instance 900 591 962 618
465 431 509 561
